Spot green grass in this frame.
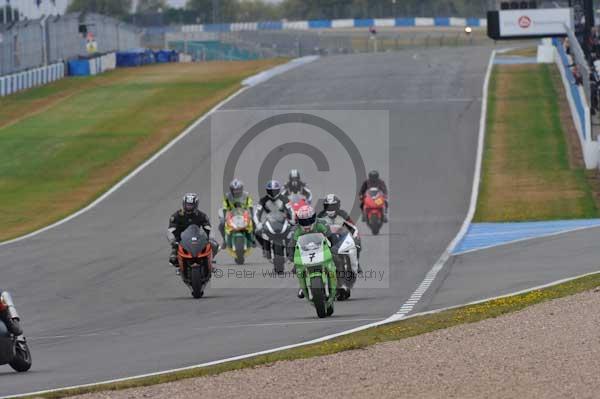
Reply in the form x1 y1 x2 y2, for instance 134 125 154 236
475 64 599 221
27 271 600 398
0 60 284 241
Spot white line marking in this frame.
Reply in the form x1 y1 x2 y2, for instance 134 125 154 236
0 57 319 249
15 255 591 399
452 224 600 256
393 50 496 316
1 52 497 399
0 87 245 248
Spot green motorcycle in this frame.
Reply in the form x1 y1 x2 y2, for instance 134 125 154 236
293 233 337 318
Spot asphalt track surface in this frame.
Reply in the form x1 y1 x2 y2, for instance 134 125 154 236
421 226 600 313
0 47 492 396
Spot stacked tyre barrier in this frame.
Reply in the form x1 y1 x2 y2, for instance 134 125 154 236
0 63 65 97
181 16 487 33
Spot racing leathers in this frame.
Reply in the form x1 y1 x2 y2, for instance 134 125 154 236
253 194 293 258
283 180 313 204
218 191 254 248
167 209 218 266
317 209 362 274
0 291 22 336
287 221 337 300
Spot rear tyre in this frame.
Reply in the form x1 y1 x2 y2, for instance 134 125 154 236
327 304 334 317
273 256 285 274
234 236 245 265
310 277 327 318
369 214 381 235
336 288 350 301
9 340 32 372
191 266 206 299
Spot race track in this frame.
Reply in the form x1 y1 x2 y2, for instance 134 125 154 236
0 47 491 396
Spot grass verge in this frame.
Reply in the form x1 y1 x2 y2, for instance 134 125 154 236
27 271 600 398
0 59 284 241
474 63 599 221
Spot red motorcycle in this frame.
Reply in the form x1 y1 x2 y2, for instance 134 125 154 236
362 187 386 235
288 193 309 221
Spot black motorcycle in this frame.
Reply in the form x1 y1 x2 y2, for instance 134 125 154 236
177 225 214 298
262 211 293 274
0 292 31 372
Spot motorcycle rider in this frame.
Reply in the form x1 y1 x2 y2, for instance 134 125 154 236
283 169 313 203
359 170 388 222
218 179 255 249
288 205 335 299
318 194 362 274
254 180 294 259
0 291 22 336
168 193 218 273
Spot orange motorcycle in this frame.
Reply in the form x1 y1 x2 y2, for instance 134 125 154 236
177 225 213 298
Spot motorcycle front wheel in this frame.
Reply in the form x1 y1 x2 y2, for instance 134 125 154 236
234 235 245 265
310 277 328 319
9 339 31 372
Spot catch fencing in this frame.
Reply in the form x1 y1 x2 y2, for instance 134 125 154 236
180 17 488 34
0 13 141 76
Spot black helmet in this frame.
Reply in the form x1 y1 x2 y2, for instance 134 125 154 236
265 180 282 199
368 170 380 182
323 194 341 216
182 193 199 214
229 179 244 199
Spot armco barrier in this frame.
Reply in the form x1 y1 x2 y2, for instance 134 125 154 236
553 38 599 168
181 16 487 33
0 62 65 97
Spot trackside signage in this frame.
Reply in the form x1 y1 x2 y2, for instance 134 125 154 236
500 8 572 36
488 8 573 39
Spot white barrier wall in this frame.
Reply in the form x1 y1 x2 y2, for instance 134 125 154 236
553 41 599 168
0 62 65 97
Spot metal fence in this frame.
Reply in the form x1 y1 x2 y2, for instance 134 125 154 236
0 13 141 76
217 28 492 58
565 24 591 105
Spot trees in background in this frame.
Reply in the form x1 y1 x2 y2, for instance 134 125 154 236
136 0 168 13
67 0 133 18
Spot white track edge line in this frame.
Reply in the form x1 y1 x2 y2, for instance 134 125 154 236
0 87 247 248
1 53 494 399
0 56 321 248
393 49 496 316
9 265 597 399
452 223 600 256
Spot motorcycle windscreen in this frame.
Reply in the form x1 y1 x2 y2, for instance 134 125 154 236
266 212 287 235
296 233 325 265
368 188 380 198
180 225 209 257
228 208 249 229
